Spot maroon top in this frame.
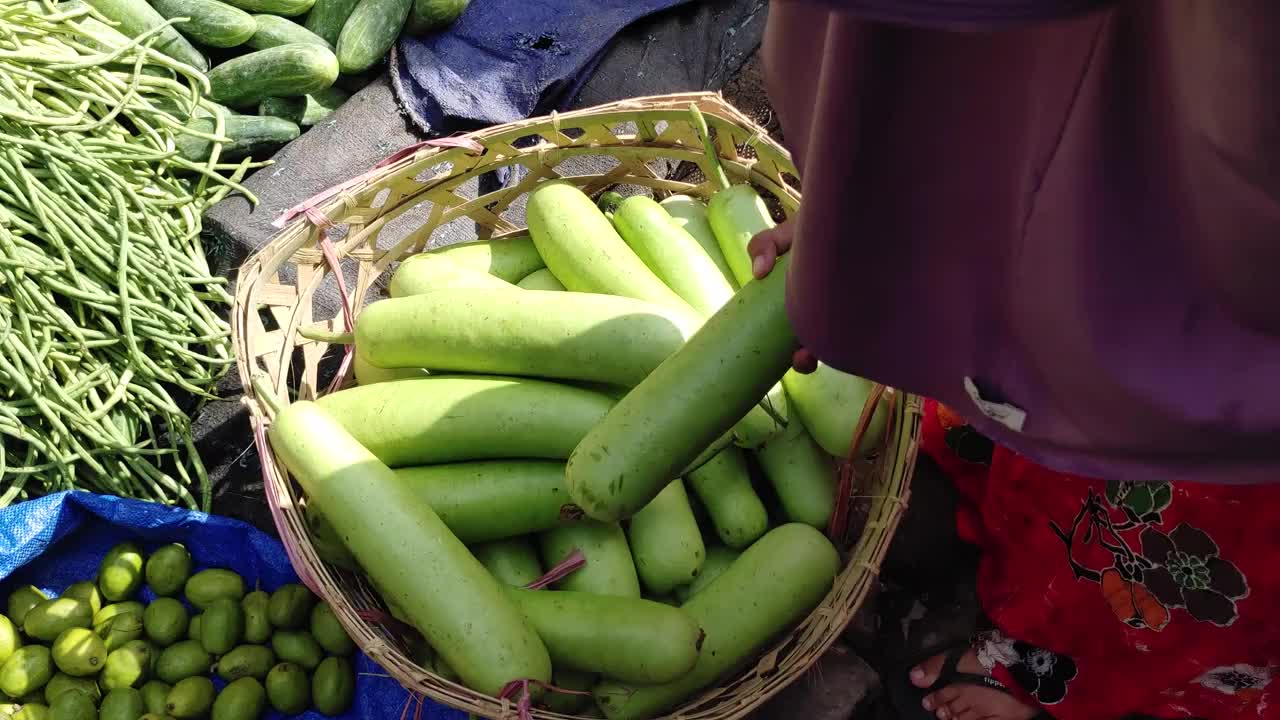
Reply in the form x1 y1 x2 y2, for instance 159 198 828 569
764 1 1280 483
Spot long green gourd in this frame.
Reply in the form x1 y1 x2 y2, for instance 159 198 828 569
594 524 840 719
701 118 887 457
514 268 565 291
754 419 837 529
684 447 768 549
505 589 702 685
429 236 545 283
388 253 515 297
538 523 640 598
626 480 705 595
565 259 797 522
472 539 543 587
659 195 735 284
526 182 694 313
612 196 732 317
350 289 701 387
315 376 614 467
612 194 786 448
393 461 576 544
268 401 551 695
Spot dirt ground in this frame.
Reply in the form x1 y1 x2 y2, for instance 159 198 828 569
722 53 783 140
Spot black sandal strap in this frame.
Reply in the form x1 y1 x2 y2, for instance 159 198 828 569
926 646 1012 696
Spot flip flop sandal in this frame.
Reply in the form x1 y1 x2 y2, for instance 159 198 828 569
885 644 1055 720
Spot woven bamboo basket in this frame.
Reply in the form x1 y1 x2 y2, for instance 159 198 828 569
234 92 921 720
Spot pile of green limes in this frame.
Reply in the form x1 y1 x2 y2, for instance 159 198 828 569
0 542 356 720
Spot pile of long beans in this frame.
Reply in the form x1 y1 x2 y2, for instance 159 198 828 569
0 0 261 508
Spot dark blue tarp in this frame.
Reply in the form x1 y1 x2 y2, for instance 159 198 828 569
392 0 691 134
0 492 465 720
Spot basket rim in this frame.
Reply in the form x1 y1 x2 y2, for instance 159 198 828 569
232 91 920 720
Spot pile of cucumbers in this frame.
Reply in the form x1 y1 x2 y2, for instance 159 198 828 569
0 542 356 720
80 0 469 161
267 144 887 719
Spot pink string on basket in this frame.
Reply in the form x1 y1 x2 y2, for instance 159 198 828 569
253 420 325 595
271 136 486 393
500 678 593 720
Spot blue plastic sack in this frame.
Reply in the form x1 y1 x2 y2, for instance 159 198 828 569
0 492 466 720
392 0 690 134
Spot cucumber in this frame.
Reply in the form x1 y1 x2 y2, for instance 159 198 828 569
673 545 739 603
300 87 349 125
335 0 413 74
82 0 207 69
314 376 614 467
351 350 426 386
261 88 349 126
175 115 300 163
268 401 551 696
304 0 361 45
614 196 733 318
538 523 640 598
221 0 314 16
627 481 705 595
429 236 544 283
685 447 768 549
393 461 577 544
257 97 306 126
405 0 466 34
248 15 331 50
526 183 693 312
351 289 699 387
506 589 701 685
515 269 564 291
388 253 516 297
594 524 840 720
472 539 543 587
566 260 797 522
151 0 256 48
207 44 338 108
755 420 836 529
660 195 734 284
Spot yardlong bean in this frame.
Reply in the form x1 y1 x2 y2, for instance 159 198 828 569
0 0 258 509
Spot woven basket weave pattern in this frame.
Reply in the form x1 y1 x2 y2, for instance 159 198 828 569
234 92 920 720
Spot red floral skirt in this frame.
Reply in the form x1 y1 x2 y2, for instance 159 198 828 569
921 399 1280 720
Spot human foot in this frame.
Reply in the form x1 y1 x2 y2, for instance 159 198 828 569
910 648 1042 720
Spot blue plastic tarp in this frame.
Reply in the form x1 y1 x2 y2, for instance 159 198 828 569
392 0 691 134
0 491 466 720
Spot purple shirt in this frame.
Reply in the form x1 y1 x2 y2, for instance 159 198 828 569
765 1 1280 483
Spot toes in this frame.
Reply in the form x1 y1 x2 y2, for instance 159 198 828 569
931 686 966 706
910 653 948 688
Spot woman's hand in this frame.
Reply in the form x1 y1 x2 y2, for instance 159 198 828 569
748 222 818 373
